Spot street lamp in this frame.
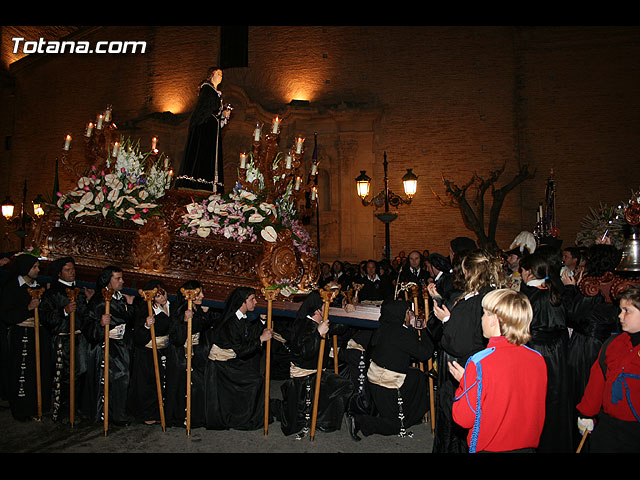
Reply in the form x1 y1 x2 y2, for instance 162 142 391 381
2 196 15 221
355 151 418 261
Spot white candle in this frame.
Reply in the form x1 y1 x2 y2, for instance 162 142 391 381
104 105 112 122
63 134 72 151
311 163 318 176
96 114 104 130
311 187 317 201
294 176 302 190
254 123 262 142
271 116 280 134
240 152 248 169
151 137 157 150
112 142 119 158
296 137 304 154
285 152 292 169
85 122 94 137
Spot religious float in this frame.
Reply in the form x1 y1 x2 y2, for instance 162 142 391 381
27 107 322 305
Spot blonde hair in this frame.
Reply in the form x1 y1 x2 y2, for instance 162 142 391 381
481 288 533 346
460 249 506 298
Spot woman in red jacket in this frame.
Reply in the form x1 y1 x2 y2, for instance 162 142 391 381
449 288 548 453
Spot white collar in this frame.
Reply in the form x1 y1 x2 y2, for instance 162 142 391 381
526 278 546 287
236 309 247 320
463 291 479 300
112 290 123 301
368 274 380 282
58 279 75 287
435 271 443 281
153 301 170 316
18 276 38 288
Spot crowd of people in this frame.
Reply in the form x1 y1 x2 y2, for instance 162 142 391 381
0 230 638 453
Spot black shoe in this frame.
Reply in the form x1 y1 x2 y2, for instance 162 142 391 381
346 414 361 442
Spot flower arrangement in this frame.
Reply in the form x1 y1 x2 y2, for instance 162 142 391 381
575 203 625 249
178 182 316 257
56 137 172 225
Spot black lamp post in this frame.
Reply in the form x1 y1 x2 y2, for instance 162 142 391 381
355 152 418 261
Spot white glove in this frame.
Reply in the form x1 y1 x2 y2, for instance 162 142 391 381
577 417 594 434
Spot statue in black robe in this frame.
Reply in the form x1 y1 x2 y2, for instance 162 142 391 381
175 67 230 193
39 257 92 423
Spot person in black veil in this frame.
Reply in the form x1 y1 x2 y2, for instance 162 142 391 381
83 265 137 426
164 280 218 429
276 290 354 438
0 253 52 421
175 67 231 193
203 286 272 430
346 299 433 440
39 256 93 424
129 279 176 425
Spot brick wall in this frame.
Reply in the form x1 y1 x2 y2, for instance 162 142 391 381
1 25 639 259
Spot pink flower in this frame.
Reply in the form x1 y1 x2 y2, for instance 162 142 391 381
132 213 141 220
56 191 62 197
83 186 90 191
91 174 97 180
142 208 149 213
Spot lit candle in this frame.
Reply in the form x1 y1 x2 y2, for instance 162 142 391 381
85 122 94 137
311 163 318 176
295 136 304 154
310 187 317 201
96 114 104 130
294 176 302 190
104 104 112 122
285 152 292 169
168 169 173 183
240 152 248 169
271 116 280 134
63 134 72 151
253 123 262 142
151 137 157 150
112 141 119 158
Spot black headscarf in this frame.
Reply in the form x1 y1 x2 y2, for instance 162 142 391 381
295 290 324 324
8 253 38 279
378 299 410 326
219 286 255 324
428 253 452 273
450 236 477 255
48 256 74 281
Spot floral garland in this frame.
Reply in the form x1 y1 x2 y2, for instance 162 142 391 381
56 137 172 225
178 182 316 256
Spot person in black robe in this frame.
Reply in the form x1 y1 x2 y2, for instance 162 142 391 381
204 286 272 430
396 250 430 291
519 249 573 453
83 265 137 426
175 67 230 193
0 254 52 421
427 248 505 453
426 253 454 303
347 299 433 440
129 280 176 425
164 280 218 429
358 260 394 303
276 290 354 438
39 256 93 424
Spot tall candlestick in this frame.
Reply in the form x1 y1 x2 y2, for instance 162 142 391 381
63 134 72 151
85 122 94 137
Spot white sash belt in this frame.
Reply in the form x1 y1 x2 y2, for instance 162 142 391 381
367 360 406 389
208 344 236 361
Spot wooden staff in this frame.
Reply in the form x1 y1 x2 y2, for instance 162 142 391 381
422 284 435 433
28 287 45 421
310 286 340 441
180 287 200 436
101 286 114 436
66 287 80 427
576 430 589 453
139 287 166 432
261 287 279 435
